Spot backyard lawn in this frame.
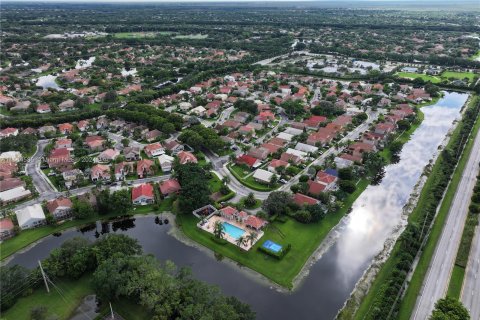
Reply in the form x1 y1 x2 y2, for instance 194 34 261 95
2 275 94 320
396 71 477 83
395 72 441 83
177 178 370 288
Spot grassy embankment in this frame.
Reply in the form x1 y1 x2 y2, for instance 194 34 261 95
396 71 477 84
353 95 479 320
227 163 278 191
177 178 370 289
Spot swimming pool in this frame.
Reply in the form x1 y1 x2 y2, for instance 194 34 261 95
222 222 245 240
262 240 283 253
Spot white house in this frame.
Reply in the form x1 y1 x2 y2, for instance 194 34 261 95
277 132 294 142
16 204 46 229
285 148 308 160
0 186 32 204
0 151 23 163
284 127 304 136
158 154 175 172
253 169 274 184
190 106 206 117
294 142 318 153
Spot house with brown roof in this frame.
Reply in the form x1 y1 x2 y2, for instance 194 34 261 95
177 151 197 165
247 147 270 160
48 148 72 170
90 164 111 182
164 140 184 155
98 149 120 162
55 138 72 149
137 159 155 178
144 129 162 142
58 123 74 134
0 218 15 240
159 179 181 197
307 180 326 196
85 135 105 151
114 162 134 181
0 177 25 192
46 197 73 220
144 143 165 157
293 193 319 206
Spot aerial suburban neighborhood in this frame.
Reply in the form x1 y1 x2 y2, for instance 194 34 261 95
0 1 479 320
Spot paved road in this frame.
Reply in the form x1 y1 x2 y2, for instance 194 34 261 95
412 128 480 320
26 139 57 194
461 223 480 320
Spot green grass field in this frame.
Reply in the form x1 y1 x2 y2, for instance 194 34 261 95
396 72 441 83
178 178 370 288
396 71 477 84
2 275 94 320
227 164 277 191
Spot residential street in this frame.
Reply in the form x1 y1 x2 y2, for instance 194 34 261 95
461 223 480 320
26 139 57 194
412 128 480 320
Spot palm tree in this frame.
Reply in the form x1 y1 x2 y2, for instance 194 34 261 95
246 232 258 246
213 221 225 239
236 236 246 248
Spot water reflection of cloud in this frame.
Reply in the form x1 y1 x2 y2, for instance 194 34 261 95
333 92 468 283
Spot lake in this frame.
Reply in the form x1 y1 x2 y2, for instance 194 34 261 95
6 92 468 319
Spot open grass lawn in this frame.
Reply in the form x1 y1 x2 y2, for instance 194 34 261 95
396 72 441 83
208 174 223 193
229 164 250 178
441 71 476 82
178 178 369 288
3 275 94 320
396 71 476 84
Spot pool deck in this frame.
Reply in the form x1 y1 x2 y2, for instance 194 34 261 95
198 215 264 251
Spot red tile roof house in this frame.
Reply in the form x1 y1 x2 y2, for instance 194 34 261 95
55 138 72 149
362 132 385 147
98 149 120 163
316 171 338 190
247 147 270 160
267 159 290 173
303 115 327 129
268 137 288 147
236 154 261 169
0 218 15 240
132 183 154 205
219 206 238 220
36 104 51 113
177 151 198 165
280 152 303 165
159 179 181 197
165 140 184 155
136 159 155 178
144 143 165 157
307 130 334 147
0 162 17 179
261 143 282 155
58 123 74 135
238 125 255 137
114 162 134 181
77 120 89 132
0 177 25 192
245 215 268 230
144 129 162 142
90 164 111 182
374 123 396 135
293 193 320 206
348 142 376 159
46 197 73 220
48 148 72 169
307 180 326 196
255 111 275 124
0 127 19 138
85 135 105 151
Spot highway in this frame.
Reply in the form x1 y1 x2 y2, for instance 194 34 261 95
461 222 480 320
412 128 480 320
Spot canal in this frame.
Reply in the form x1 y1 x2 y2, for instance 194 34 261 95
6 92 469 320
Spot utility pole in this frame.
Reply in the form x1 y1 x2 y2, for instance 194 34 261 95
109 302 114 319
38 260 50 293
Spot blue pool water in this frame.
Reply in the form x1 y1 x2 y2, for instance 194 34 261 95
222 222 245 240
262 240 283 253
